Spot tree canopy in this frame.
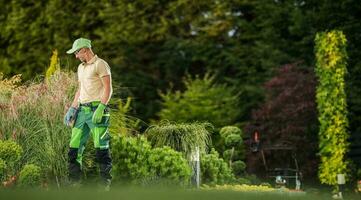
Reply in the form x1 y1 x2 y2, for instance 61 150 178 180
1 0 361 134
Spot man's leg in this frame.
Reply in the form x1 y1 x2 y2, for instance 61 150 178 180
91 126 112 185
68 110 90 183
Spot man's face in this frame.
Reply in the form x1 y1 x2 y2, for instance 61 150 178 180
75 48 86 62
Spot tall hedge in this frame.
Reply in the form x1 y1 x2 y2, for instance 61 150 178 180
315 30 350 185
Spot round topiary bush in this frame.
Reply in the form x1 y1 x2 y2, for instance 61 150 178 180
225 134 242 147
18 164 41 188
201 148 235 185
220 126 243 138
219 126 246 177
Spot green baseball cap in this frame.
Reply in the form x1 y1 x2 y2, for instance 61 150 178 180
66 38 92 54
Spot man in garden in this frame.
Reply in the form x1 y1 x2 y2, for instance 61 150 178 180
64 38 113 190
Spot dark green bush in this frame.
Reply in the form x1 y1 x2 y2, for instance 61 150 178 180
18 164 41 188
201 148 235 185
231 161 246 176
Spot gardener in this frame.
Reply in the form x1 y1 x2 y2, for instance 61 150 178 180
64 38 113 190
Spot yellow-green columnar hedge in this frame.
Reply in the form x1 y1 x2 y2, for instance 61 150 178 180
315 30 350 186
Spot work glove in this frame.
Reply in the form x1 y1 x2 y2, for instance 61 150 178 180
92 103 107 124
64 107 77 126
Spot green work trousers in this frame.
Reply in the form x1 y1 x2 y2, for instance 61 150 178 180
68 102 112 184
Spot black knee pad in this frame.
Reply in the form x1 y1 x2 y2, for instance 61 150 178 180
68 148 79 163
68 148 81 181
96 149 112 181
96 149 112 164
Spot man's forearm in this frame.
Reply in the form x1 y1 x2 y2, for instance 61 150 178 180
101 87 112 105
71 89 80 108
100 75 112 105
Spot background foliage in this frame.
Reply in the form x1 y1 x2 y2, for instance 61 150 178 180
2 0 361 131
157 74 240 128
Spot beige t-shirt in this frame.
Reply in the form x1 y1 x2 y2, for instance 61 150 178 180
77 55 112 104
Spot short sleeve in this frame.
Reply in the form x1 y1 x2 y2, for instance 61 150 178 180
96 59 111 77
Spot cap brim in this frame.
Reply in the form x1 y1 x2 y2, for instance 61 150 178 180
66 48 77 54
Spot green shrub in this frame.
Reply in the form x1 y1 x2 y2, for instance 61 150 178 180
0 158 6 180
148 147 191 184
201 148 235 185
0 140 23 183
112 136 191 185
18 164 41 188
112 136 152 181
231 161 246 175
0 140 23 166
0 140 23 178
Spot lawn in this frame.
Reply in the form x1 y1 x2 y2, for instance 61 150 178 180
0 186 360 200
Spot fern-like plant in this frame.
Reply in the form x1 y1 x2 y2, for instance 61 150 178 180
145 121 212 158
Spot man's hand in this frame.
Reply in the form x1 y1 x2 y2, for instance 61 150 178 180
64 107 77 126
92 103 106 124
